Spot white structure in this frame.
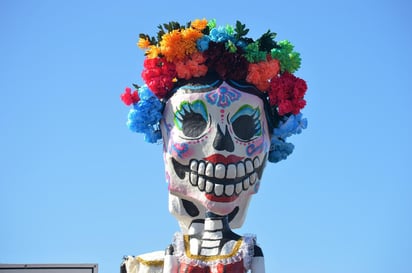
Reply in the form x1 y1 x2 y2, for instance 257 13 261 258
0 264 98 273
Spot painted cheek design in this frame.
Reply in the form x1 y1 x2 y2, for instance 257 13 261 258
168 141 190 159
246 137 265 157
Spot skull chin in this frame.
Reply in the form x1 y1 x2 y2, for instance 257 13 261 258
167 154 267 216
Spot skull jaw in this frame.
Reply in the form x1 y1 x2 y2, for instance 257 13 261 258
169 185 254 216
164 149 268 230
168 193 251 234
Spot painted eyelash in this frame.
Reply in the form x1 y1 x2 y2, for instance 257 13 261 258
174 100 208 130
229 105 262 136
252 109 262 135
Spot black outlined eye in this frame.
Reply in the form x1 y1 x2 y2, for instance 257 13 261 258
174 100 208 138
230 105 262 141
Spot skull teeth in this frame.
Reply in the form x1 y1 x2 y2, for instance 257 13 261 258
188 157 262 198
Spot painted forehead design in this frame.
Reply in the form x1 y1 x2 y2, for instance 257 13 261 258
172 81 264 108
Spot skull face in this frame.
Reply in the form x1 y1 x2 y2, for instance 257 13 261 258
161 81 271 230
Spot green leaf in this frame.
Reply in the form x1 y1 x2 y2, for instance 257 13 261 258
156 24 166 42
132 83 140 90
257 30 277 52
164 21 181 32
155 21 182 42
234 20 249 40
139 33 157 45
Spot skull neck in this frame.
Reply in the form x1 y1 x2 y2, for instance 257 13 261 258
189 211 240 256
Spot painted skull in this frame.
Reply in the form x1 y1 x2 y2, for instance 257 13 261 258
161 81 271 231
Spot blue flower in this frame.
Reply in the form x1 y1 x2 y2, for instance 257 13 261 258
268 137 294 163
126 85 164 143
235 40 247 49
209 26 235 43
274 113 308 139
137 84 155 101
196 36 210 52
144 130 162 143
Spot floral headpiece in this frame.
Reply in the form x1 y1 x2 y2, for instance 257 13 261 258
121 19 308 163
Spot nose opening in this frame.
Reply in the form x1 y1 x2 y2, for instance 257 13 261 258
213 124 234 152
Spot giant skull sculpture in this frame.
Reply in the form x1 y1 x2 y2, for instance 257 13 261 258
120 18 308 273
161 80 271 233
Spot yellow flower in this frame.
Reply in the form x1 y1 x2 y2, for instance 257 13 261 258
191 18 208 31
146 45 161 59
137 37 151 49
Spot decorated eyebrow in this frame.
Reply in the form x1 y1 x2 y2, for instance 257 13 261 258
174 100 208 130
230 105 260 122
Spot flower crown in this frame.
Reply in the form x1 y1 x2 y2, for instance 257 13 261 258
121 18 308 163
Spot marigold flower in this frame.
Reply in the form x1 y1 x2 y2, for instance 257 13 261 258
175 52 207 79
160 30 186 62
246 58 280 91
137 37 151 49
122 18 308 159
182 28 203 55
191 18 208 30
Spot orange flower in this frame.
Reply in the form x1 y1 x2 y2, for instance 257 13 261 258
175 52 207 79
191 18 208 31
182 28 203 55
160 30 186 62
191 51 206 63
247 58 280 91
137 37 151 49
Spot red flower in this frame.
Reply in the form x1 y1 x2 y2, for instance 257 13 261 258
141 57 177 99
121 87 140 106
204 42 248 80
268 72 307 115
224 52 248 80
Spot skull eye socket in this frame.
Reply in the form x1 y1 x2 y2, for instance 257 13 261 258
174 100 208 139
230 105 262 141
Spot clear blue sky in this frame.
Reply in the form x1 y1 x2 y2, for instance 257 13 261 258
1 1 411 273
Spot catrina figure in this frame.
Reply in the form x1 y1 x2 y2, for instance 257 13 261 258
120 19 308 273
